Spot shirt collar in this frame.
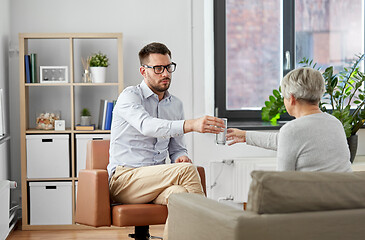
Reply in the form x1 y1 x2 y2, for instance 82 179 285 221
140 80 171 101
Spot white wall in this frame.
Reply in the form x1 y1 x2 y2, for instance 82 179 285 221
9 0 195 202
7 0 365 202
0 0 10 181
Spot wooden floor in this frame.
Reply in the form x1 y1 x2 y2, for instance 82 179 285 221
7 225 165 240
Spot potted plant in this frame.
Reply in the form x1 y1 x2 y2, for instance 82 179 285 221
89 52 109 83
80 108 92 126
262 54 365 162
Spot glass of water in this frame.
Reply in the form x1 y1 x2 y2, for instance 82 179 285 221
216 118 227 145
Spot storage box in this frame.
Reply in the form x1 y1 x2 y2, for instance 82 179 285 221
29 181 72 225
26 134 70 178
75 134 110 177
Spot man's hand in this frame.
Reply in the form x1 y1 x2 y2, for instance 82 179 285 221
183 116 225 134
175 155 192 163
226 128 246 146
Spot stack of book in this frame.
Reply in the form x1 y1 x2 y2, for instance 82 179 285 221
98 99 116 130
24 53 37 83
75 124 95 131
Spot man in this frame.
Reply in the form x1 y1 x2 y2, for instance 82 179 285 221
108 42 224 207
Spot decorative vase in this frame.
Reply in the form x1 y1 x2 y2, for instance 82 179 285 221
90 67 106 83
347 134 358 163
80 116 91 126
82 69 92 83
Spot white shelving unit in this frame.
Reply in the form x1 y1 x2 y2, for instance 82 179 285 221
19 33 123 230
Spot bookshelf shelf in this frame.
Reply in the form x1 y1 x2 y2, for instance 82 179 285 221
26 178 74 182
25 83 72 87
19 33 123 230
73 130 111 133
25 129 73 134
25 83 120 87
73 83 119 86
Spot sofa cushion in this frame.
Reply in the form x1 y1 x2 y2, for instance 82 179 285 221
247 171 365 214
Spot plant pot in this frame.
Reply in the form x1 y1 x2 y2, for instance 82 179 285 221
347 134 358 163
80 116 91 126
90 67 106 83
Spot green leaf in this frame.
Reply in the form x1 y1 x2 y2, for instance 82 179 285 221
330 77 338 88
334 91 341 98
344 86 352 94
269 96 276 102
344 105 351 114
273 89 281 99
343 122 352 138
355 82 362 89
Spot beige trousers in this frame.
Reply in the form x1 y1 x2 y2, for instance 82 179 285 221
109 163 204 240
109 162 204 205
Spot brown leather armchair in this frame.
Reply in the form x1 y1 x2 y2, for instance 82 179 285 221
75 140 206 239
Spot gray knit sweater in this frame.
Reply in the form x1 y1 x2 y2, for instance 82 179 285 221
246 113 352 172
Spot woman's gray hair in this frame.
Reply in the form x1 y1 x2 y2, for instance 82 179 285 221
281 67 325 104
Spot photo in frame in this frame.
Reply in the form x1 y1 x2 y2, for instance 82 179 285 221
40 66 68 83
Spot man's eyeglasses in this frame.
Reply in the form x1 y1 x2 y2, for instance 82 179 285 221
142 62 177 74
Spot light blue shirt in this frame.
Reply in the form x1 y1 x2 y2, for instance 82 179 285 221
107 80 187 178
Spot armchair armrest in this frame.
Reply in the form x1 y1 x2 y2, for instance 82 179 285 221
75 169 111 227
196 166 206 195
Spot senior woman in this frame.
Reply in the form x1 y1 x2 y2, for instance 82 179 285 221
227 67 352 172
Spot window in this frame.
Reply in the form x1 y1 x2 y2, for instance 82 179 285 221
215 0 364 123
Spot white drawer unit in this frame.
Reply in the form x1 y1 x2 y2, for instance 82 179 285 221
26 134 70 178
29 181 72 225
75 134 110 176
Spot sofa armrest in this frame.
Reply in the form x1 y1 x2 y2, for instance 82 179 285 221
75 169 111 227
168 193 249 240
168 193 365 240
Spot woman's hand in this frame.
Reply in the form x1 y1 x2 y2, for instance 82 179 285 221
226 128 246 146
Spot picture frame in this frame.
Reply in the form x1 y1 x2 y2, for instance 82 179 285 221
40 66 68 83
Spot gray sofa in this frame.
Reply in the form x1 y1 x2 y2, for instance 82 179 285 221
168 171 365 240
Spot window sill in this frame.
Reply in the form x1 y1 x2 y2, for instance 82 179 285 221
227 121 289 130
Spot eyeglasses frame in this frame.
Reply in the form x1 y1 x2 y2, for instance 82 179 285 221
142 62 177 74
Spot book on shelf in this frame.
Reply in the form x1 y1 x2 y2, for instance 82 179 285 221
98 99 108 130
30 53 37 83
104 101 114 130
24 55 31 83
75 124 95 131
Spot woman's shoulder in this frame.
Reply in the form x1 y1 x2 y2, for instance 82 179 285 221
281 112 342 132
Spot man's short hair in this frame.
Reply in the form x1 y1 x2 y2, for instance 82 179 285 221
138 42 171 65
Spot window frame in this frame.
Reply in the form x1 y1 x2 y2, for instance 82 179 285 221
214 0 302 123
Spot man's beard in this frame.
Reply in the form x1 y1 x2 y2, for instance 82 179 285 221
149 77 171 93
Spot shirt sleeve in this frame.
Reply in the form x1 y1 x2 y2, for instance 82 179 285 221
115 88 185 138
169 137 188 162
168 109 188 162
276 125 297 171
246 131 278 151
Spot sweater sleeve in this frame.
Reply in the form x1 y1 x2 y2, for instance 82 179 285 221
276 125 297 171
246 131 278 151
